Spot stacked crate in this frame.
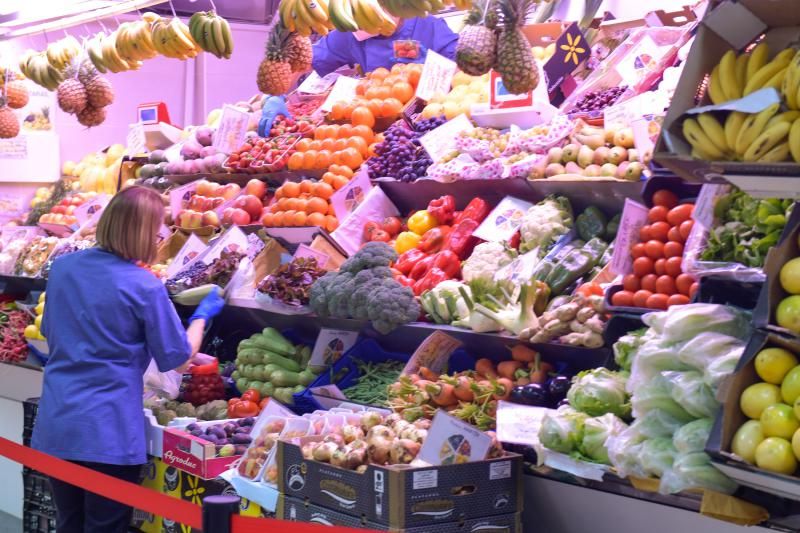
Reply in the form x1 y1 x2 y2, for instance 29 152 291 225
23 398 57 533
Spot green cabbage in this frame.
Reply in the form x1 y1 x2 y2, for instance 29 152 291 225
613 328 647 372
579 413 627 464
639 438 677 478
629 409 691 439
538 406 588 454
673 419 713 454
630 374 694 423
642 303 751 344
567 368 631 418
659 452 738 495
662 371 720 419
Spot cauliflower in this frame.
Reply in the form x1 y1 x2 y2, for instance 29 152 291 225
519 196 573 255
462 242 517 282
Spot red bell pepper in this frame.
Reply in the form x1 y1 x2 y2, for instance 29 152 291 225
190 358 219 375
427 195 456 225
410 254 437 280
444 219 482 260
454 198 490 225
433 249 461 278
509 231 521 250
417 226 451 253
396 275 415 288
413 267 449 296
394 248 427 276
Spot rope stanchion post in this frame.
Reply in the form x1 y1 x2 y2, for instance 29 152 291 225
203 494 240 533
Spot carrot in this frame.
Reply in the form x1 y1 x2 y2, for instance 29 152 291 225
509 344 538 363
493 378 513 401
529 354 553 384
497 360 523 380
475 358 497 379
418 366 439 381
453 376 475 402
426 382 457 407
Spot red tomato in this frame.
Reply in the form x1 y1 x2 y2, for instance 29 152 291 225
689 282 699 298
631 243 647 258
363 221 381 240
667 226 683 243
654 258 667 276
649 221 670 242
370 229 391 242
679 219 694 240
612 290 635 307
676 273 695 296
241 389 261 404
641 274 658 292
667 294 690 307
232 400 260 418
655 275 677 295
639 225 652 242
382 216 403 236
646 293 670 310
259 397 269 410
665 256 683 277
667 204 694 226
664 241 684 258
652 189 679 209
648 206 669 223
622 274 640 292
632 257 654 277
633 290 653 307
645 240 665 259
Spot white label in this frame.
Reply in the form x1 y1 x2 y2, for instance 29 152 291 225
418 411 493 466
402 330 462 376
169 180 200 217
610 198 648 276
495 401 547 446
157 224 172 243
489 460 512 480
473 196 534 242
330 167 371 221
693 184 730 229
293 243 330 268
73 194 109 226
415 50 457 102
0 137 27 159
297 71 339 94
494 249 541 286
412 470 438 490
603 92 666 132
321 76 360 112
197 225 248 264
419 113 473 163
309 328 360 370
213 105 251 155
166 233 207 278
310 385 347 400
126 122 147 156
190 439 204 458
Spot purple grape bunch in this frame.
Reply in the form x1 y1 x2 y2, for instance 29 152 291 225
367 116 447 182
572 86 628 113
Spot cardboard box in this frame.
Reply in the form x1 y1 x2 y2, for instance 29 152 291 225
144 409 165 458
162 420 247 479
278 497 522 532
706 330 800 499
654 0 800 193
276 439 523 528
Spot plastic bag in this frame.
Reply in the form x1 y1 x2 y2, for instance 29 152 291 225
630 374 694 423
659 452 738 495
705 350 743 391
629 409 690 439
613 328 648 372
627 338 691 394
673 418 713 454
538 406 588 454
643 304 752 344
606 425 647 478
640 438 677 478
662 371 720 419
579 413 628 464
143 359 182 400
677 332 745 373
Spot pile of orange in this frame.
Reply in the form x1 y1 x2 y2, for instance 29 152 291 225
286 124 376 170
329 63 422 125
261 179 339 231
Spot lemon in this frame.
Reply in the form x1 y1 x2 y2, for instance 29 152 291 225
38 292 46 303
34 315 42 329
732 420 765 464
34 302 45 316
741 382 782 419
792 428 800 461
777 295 800 335
756 437 797 474
782 366 800 404
756 347 799 384
23 325 38 339
761 403 800 439
780 257 800 294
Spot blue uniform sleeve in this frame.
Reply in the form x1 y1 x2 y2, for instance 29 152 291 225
429 17 458 60
141 282 191 372
312 32 356 76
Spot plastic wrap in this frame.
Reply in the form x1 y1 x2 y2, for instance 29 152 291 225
628 409 691 439
639 438 677 478
659 452 738 495
661 370 719 419
673 418 713 454
538 406 588 454
630 374 693 423
606 425 647 478
641 304 752 343
579 413 627 464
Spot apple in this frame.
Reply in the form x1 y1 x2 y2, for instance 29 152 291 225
529 161 547 180
561 143 580 163
244 179 267 199
547 147 563 164
576 145 594 168
592 147 610 165
600 163 618 177
202 210 220 227
564 161 582 174
220 183 241 201
625 162 644 181
582 164 602 177
235 194 263 221
545 163 565 178
208 182 223 197
221 207 234 225
608 146 629 165
186 210 203 229
229 208 251 226
615 161 630 180
628 148 639 162
614 127 635 148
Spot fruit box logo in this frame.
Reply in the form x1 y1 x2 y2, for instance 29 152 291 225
543 23 590 94
163 449 199 471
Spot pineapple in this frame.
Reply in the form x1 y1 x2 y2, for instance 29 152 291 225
284 33 313 73
5 80 29 109
256 21 292 96
78 61 115 108
494 0 539 95
57 79 88 114
0 106 20 138
456 0 497 76
77 105 106 128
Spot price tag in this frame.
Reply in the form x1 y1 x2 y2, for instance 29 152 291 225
166 233 207 278
473 196 534 242
610 198 649 276
292 243 330 268
308 328 360 371
496 401 548 446
693 184 730 229
418 411 493 466
73 194 110 226
419 113 473 162
604 92 667 132
212 104 251 154
169 180 199 218
297 71 339 94
126 122 147 156
321 76 360 112
631 114 664 164
489 69 534 109
157 224 172 243
330 166 372 220
402 330 462 376
415 50 457 102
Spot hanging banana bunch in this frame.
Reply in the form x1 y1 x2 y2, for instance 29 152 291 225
19 50 64 90
188 11 234 59
149 15 201 60
279 0 335 36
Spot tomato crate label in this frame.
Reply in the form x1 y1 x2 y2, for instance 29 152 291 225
419 113 473 163
213 105 251 155
330 167 371 221
418 411 493 466
473 196 534 242
321 76 360 112
610 198 648 276
415 50 457 102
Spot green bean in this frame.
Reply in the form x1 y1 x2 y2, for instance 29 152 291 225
341 360 405 407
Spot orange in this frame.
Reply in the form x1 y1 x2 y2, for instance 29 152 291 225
321 138 336 151
288 151 305 170
340 147 363 169
269 202 281 213
302 150 318 169
307 212 326 227
391 63 405 75
368 143 379 157
333 138 348 151
352 106 375 128
406 66 421 88
283 210 296 224
261 213 274 226
313 182 334 199
272 212 284 227
351 125 374 144
332 175 349 190
381 98 403 118
291 211 307 226
376 85 392 100
315 150 333 169
299 179 314 194
321 172 336 186
346 136 369 156
314 126 326 140
294 198 308 213
336 164 355 178
330 102 346 120
328 203 337 216
366 98 383 117
355 80 369 96
308 140 322 151
370 67 390 81
307 197 329 214
273 187 283 199
374 132 384 144
283 198 298 211
295 138 311 151
338 124 353 138
277 197 290 210
391 81 414 103
365 86 381 100
325 215 339 232
383 75 401 87
281 181 300 198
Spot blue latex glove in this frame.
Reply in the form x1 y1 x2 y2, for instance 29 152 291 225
189 289 225 323
258 96 291 137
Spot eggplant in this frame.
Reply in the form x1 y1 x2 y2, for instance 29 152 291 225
520 384 550 407
241 417 256 427
548 376 571 402
557 398 570 408
509 385 527 405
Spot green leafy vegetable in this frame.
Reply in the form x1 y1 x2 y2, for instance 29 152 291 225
579 413 627 464
567 367 631 418
538 405 588 453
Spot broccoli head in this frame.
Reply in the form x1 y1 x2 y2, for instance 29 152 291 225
340 242 398 273
325 272 355 317
347 277 385 320
310 271 340 316
366 278 421 334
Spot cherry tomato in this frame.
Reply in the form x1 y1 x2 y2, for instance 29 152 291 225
633 257 654 277
676 273 695 296
641 274 658 292
655 275 677 295
646 293 670 310
631 242 647 258
633 290 653 307
652 189 679 209
664 241 684 258
689 282 699 298
649 221 670 242
667 294 690 307
612 290 635 307
679 219 694 240
667 204 694 226
654 258 667 276
648 206 669 223
667 226 683 243
622 274 640 292
665 256 683 277
639 225 652 242
645 240 665 259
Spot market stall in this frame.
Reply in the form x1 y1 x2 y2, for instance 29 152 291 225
2 0 800 531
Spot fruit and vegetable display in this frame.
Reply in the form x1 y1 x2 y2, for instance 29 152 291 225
22 292 46 342
341 359 406 407
15 237 59 277
144 397 231 426
257 257 325 307
166 249 245 294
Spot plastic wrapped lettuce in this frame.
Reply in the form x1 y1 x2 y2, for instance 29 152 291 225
640 438 678 478
673 419 713 454
642 304 751 344
606 425 647 478
659 452 738 495
627 338 693 393
629 409 691 439
579 413 627 464
705 350 743 391
538 405 588 454
662 371 720 419
613 328 648 372
567 368 631 418
630 374 694 423
677 332 745 371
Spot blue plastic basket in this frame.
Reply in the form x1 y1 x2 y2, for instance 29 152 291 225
292 338 475 414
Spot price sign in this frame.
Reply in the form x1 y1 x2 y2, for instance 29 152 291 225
419 113 473 162
496 401 548 445
415 50 457 102
308 328 360 371
297 71 339 94
292 243 330 268
321 76 360 112
402 330 462 376
418 411 493 466
330 167 372 220
126 122 147 156
473 196 534 242
212 104 251 154
489 70 534 109
610 198 649 276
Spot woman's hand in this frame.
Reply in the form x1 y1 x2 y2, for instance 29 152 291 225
189 290 225 323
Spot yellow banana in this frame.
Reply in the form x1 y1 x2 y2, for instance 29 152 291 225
789 119 800 162
783 52 800 110
746 42 769 81
735 103 780 155
683 118 726 159
719 50 740 101
691 146 717 161
724 111 746 151
757 141 790 162
707 65 726 105
742 121 790 161
735 53 748 92
697 113 729 153
767 111 800 128
762 66 788 91
744 48 795 95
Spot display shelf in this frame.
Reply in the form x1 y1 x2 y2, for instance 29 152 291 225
160 169 325 186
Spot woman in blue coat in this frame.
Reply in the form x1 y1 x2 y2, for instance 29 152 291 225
31 186 225 533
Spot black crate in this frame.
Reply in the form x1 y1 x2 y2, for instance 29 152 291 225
23 508 56 533
23 467 56 532
23 397 40 447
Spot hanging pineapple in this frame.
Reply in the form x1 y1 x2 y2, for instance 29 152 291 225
284 33 313 73
456 0 498 76
494 0 539 94
256 19 293 95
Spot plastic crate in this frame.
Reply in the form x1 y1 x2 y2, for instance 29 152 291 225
23 467 56 533
23 397 40 446
23 509 56 533
293 338 475 414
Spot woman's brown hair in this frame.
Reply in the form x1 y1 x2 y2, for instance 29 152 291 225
96 186 164 264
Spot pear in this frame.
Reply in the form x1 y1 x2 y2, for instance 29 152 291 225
608 146 629 165
545 163 566 177
614 128 635 148
565 161 582 174
600 163 618 177
624 161 645 181
577 145 595 168
592 146 611 165
561 143 580 163
582 164 602 177
547 146 564 164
